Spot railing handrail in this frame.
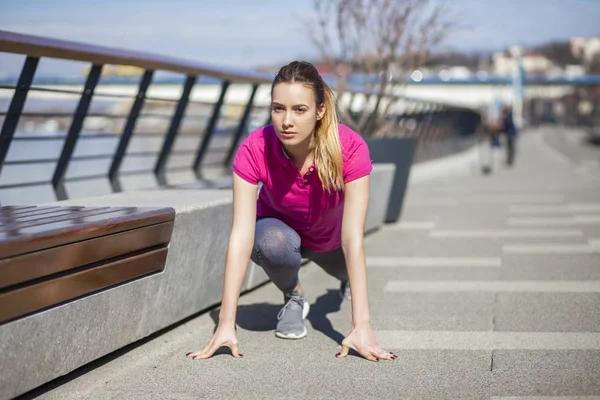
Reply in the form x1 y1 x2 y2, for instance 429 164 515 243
0 30 274 85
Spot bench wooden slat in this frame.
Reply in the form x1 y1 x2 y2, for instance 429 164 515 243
0 222 174 289
0 247 168 324
0 207 122 231
0 206 175 258
0 206 88 221
0 206 38 212
1 207 110 225
0 206 63 217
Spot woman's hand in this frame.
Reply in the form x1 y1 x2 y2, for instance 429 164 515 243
336 324 396 362
186 324 243 360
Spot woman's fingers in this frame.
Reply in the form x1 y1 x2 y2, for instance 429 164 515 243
186 340 212 358
186 339 242 360
336 342 396 362
191 347 217 360
374 349 397 361
228 342 243 358
188 345 216 360
186 338 219 360
361 350 380 362
337 342 378 362
335 343 351 358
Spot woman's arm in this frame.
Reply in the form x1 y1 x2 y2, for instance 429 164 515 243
340 175 371 327
187 173 257 360
338 174 396 362
218 174 259 328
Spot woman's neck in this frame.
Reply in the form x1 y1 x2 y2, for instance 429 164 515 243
282 134 316 169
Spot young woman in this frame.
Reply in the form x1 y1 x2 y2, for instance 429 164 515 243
186 61 396 363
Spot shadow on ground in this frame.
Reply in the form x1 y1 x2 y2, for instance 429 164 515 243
209 289 345 345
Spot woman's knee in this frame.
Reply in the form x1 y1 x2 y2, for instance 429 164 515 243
254 218 301 266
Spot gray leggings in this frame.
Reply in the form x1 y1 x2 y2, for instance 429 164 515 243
251 217 347 294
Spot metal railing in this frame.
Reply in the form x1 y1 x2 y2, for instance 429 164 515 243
0 30 479 205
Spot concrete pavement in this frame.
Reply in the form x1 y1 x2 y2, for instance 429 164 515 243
19 126 600 399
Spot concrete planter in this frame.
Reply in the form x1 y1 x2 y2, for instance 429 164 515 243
365 137 418 223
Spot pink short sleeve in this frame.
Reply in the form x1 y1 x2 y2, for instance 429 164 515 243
232 140 260 185
343 129 373 183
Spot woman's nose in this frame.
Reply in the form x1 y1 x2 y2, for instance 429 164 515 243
283 112 293 127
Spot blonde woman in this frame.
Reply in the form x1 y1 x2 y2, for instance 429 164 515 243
187 61 396 363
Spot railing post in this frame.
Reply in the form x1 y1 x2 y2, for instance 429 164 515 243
193 80 229 178
109 69 154 192
52 64 103 200
264 109 272 126
0 56 39 176
154 75 196 185
420 111 434 140
224 84 258 167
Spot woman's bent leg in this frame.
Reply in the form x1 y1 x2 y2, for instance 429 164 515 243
251 218 309 339
251 218 302 294
302 247 351 299
302 247 348 281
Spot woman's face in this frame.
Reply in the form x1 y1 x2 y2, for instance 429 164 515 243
271 82 324 147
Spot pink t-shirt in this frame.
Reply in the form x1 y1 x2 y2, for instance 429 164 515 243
232 124 373 252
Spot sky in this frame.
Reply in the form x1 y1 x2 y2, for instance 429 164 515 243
1 0 600 76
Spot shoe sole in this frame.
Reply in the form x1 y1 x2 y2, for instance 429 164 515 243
275 301 310 340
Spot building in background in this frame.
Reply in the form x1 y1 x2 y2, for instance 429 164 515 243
571 37 600 65
492 46 560 76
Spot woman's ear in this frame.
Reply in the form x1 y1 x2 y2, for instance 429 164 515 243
317 103 326 120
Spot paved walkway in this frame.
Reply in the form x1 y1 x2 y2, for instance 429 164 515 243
26 127 600 399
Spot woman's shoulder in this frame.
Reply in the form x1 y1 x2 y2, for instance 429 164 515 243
232 125 276 183
240 124 276 151
337 123 368 151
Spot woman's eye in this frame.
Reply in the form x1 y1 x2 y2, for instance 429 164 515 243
272 106 283 112
296 109 306 113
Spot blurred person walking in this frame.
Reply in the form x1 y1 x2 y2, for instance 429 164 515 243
502 106 518 166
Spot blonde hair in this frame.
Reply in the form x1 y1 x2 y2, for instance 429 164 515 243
272 61 344 193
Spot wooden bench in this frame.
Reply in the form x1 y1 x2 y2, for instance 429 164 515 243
0 205 175 325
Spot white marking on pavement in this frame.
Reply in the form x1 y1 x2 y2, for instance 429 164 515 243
461 195 564 203
367 256 501 268
410 195 565 205
430 229 583 238
405 199 458 206
590 238 600 247
406 196 565 207
385 221 437 230
510 204 600 213
508 216 600 226
373 330 600 350
569 204 600 212
503 244 600 254
384 280 600 293
508 209 578 215
491 397 600 400
428 187 471 194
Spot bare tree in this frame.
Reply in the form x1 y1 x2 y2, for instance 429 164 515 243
306 0 457 137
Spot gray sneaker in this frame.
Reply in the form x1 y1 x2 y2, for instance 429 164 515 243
275 291 310 339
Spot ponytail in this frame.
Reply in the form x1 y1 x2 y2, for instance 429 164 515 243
314 83 344 193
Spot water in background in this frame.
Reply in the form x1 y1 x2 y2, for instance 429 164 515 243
0 88 268 205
